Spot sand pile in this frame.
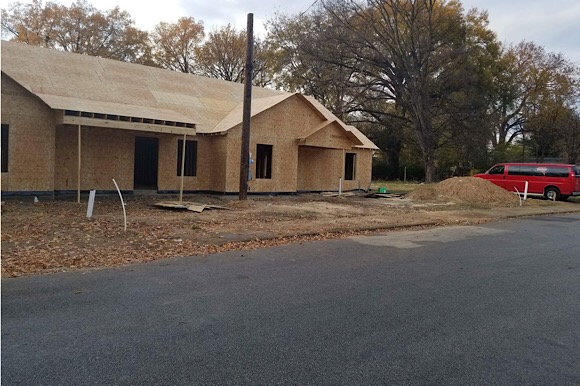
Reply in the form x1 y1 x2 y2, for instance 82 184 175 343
408 177 520 206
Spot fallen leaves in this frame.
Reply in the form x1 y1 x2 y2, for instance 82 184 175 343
2 192 553 277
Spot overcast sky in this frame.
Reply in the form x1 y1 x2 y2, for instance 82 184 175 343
2 0 579 63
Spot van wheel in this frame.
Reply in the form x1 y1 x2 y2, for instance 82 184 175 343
544 187 561 201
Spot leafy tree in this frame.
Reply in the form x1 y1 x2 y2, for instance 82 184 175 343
559 110 580 164
195 24 273 86
313 0 499 182
1 0 151 63
486 42 577 149
150 16 204 73
267 10 412 177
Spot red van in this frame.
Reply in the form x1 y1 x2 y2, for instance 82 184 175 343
474 163 580 200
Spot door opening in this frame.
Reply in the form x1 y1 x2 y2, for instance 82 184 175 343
134 137 159 189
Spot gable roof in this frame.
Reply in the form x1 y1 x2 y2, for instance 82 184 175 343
203 94 292 134
1 41 378 149
346 126 380 150
298 120 362 145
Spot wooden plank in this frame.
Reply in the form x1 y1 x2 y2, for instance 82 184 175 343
365 193 402 199
153 201 230 212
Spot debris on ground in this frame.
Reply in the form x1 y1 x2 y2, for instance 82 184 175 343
1 190 574 277
365 193 403 199
319 192 357 197
154 201 230 212
407 177 520 206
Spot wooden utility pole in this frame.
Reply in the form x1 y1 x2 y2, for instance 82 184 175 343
239 13 254 200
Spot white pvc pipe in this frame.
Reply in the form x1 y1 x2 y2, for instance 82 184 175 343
86 189 96 219
112 178 127 232
339 177 342 195
524 181 529 200
514 187 522 206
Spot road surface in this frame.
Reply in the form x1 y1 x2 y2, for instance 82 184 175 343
2 215 580 385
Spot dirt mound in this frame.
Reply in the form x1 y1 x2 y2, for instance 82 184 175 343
408 177 520 206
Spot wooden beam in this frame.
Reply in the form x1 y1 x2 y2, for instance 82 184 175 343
62 115 196 136
179 134 186 202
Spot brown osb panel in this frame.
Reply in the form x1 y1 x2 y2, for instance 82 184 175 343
298 148 373 192
342 149 373 191
54 126 134 190
207 135 229 192
1 76 56 191
301 121 356 150
355 149 373 189
297 147 343 191
220 95 372 193
157 135 228 192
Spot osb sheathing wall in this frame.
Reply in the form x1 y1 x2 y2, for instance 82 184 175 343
54 126 134 191
297 148 372 192
301 122 357 150
345 149 373 191
157 134 228 192
222 95 328 193
297 147 343 191
1 74 56 193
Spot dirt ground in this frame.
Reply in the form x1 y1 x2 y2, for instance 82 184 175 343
2 180 579 277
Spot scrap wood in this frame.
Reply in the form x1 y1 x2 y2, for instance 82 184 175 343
320 192 357 197
365 193 402 199
205 204 230 210
153 201 230 212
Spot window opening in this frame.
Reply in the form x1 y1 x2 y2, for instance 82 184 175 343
256 144 273 179
177 140 197 176
345 153 356 180
1 124 8 173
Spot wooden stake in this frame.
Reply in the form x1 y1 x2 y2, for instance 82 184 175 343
239 13 254 201
77 125 81 204
179 134 186 202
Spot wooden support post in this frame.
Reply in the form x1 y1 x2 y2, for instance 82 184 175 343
341 149 346 194
77 125 81 204
179 134 186 202
239 13 254 201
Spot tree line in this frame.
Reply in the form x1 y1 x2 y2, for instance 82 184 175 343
3 0 579 182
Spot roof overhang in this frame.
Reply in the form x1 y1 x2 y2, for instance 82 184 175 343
41 93 197 135
345 126 380 150
58 113 196 136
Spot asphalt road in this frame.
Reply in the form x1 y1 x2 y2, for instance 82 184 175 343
2 214 580 385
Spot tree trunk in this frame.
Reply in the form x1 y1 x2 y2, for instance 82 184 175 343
410 103 437 183
424 151 437 183
386 140 402 180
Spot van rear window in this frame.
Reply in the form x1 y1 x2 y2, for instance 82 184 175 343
508 165 569 177
544 167 570 177
508 166 535 176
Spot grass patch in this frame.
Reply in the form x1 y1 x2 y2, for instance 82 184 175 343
370 180 422 195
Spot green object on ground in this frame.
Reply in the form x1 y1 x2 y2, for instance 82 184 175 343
378 187 387 193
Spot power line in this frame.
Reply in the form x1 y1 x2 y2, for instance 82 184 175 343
299 0 321 17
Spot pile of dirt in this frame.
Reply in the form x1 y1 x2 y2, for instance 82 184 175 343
408 177 520 206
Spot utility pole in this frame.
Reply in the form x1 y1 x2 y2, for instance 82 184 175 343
239 13 254 200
